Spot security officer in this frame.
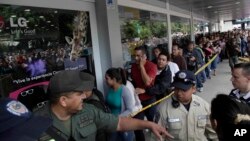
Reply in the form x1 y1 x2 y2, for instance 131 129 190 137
229 63 250 105
0 98 52 141
152 70 218 141
34 70 173 141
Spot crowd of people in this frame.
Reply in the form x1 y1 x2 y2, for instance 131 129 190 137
1 29 250 141
0 46 70 78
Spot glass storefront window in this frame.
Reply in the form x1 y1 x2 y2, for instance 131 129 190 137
171 15 190 48
119 6 168 67
0 4 94 107
134 0 167 8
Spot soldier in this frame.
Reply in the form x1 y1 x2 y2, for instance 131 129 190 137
152 70 218 141
34 70 173 141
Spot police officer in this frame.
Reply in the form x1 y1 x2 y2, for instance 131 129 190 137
229 63 250 105
152 70 218 141
34 70 173 141
0 98 52 141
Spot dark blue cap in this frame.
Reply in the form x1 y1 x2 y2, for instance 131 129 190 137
0 98 52 140
172 70 196 91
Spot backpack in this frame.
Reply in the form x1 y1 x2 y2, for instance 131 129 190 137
84 88 111 141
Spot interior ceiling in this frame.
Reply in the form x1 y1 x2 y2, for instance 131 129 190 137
169 0 250 22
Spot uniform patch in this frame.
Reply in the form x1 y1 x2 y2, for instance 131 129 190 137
79 119 94 127
193 101 200 106
6 101 29 116
198 115 208 120
178 72 186 79
168 118 180 123
79 115 94 128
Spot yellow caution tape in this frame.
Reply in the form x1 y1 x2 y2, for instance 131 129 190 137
239 57 250 62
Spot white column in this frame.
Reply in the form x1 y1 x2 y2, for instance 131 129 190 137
219 19 224 32
167 14 172 53
190 9 195 42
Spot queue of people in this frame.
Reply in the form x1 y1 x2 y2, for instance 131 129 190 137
1 30 250 141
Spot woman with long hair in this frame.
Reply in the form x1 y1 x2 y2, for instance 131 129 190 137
105 68 136 141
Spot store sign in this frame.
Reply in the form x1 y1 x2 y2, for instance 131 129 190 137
9 17 36 35
106 0 115 9
10 17 27 27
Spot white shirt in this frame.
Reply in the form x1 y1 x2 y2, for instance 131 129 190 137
125 81 142 112
168 61 180 82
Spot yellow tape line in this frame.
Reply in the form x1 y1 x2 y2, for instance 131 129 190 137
239 57 250 62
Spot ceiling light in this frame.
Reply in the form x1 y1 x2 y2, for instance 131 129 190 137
35 24 38 27
235 2 240 4
39 16 44 18
50 24 54 26
54 11 58 13
47 21 51 23
11 15 16 18
24 9 30 12
207 6 213 8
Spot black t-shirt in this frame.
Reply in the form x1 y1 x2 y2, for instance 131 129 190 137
183 102 191 111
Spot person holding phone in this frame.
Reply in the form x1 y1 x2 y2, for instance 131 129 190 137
131 46 157 141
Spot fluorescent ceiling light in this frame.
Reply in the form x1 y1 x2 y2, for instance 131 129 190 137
207 6 213 8
24 9 30 12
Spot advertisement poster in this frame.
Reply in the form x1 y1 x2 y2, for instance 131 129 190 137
0 4 93 110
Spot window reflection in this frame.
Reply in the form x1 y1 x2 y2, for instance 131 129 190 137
119 6 168 65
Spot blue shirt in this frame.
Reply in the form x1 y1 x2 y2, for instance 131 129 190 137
106 86 122 115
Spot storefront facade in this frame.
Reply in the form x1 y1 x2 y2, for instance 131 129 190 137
0 0 210 110
0 0 105 110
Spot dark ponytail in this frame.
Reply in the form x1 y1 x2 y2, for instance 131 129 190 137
118 67 127 85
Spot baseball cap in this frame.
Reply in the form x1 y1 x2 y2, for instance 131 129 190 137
0 98 52 140
172 70 196 91
49 70 95 95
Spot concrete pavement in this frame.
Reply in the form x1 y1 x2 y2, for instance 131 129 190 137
196 60 233 104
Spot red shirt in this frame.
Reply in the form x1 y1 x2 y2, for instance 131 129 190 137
131 60 157 101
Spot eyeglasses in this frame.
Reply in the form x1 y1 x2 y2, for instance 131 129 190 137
37 101 48 108
20 89 34 97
